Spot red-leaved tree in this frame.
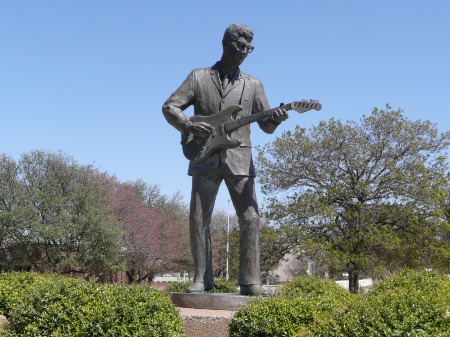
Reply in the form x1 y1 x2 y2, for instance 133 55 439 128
112 182 185 283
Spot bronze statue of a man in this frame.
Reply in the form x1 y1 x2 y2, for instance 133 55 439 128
162 23 288 295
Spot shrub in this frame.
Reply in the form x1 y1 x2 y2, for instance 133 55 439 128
164 280 193 293
2 273 184 337
229 276 354 337
230 272 450 336
229 296 315 337
165 278 238 294
313 270 450 337
210 278 239 293
279 275 351 299
0 272 43 316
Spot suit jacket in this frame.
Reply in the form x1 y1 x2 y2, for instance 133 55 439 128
162 62 279 176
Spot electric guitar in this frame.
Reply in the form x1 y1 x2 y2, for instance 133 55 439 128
181 100 322 163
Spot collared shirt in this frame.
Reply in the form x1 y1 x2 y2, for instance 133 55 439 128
216 63 238 86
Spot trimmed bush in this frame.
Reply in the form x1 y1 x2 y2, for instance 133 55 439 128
279 274 351 299
210 278 239 293
164 280 193 293
229 296 315 337
0 272 42 316
229 276 354 337
1 273 184 337
165 277 238 294
314 270 450 337
230 272 450 336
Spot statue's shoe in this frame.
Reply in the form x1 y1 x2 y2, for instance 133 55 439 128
239 284 270 296
186 282 214 293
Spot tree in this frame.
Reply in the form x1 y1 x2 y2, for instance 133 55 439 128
0 153 28 270
259 224 299 284
130 180 187 218
0 150 123 275
208 210 239 279
113 181 187 283
438 197 450 270
256 106 450 292
212 213 295 284
129 180 192 277
0 150 194 282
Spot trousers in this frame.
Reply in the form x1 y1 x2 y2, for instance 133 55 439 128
189 168 261 286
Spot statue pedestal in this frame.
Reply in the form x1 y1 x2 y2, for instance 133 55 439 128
170 292 250 311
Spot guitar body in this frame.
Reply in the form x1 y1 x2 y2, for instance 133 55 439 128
181 100 321 163
181 105 243 163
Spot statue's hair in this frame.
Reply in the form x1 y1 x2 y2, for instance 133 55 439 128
223 24 253 42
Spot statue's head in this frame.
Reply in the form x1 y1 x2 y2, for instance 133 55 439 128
221 24 254 67
223 24 254 43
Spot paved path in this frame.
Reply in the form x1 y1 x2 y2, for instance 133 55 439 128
177 307 235 337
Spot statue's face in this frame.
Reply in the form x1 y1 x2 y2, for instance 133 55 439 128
222 36 254 67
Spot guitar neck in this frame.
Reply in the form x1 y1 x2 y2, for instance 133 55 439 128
224 103 293 133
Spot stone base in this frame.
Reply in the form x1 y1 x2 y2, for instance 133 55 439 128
170 292 251 311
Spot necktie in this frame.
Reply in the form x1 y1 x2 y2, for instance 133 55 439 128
222 74 229 92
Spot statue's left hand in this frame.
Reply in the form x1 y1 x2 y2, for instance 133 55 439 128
272 107 289 124
186 121 213 137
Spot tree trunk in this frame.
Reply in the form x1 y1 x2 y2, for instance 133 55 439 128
126 269 138 284
348 269 359 293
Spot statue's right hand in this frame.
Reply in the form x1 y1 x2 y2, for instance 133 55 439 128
186 121 214 137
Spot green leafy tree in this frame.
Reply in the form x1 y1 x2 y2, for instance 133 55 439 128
259 224 300 284
0 150 123 275
210 210 238 279
224 227 240 282
0 154 30 270
217 218 295 284
257 106 450 292
439 197 450 269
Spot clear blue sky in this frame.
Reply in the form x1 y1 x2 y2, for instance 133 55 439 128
1 1 449 213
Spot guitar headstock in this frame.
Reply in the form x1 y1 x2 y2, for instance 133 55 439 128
290 100 322 113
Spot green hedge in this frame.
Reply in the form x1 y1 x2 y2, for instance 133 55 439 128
0 272 41 316
314 270 450 337
4 271 448 336
229 271 450 337
0 272 184 337
229 276 353 337
165 277 239 294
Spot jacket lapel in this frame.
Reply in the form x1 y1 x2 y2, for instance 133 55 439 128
210 68 222 96
210 64 244 103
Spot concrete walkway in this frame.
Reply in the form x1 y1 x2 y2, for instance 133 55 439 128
178 307 234 337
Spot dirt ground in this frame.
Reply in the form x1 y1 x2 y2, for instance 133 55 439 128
178 308 234 337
